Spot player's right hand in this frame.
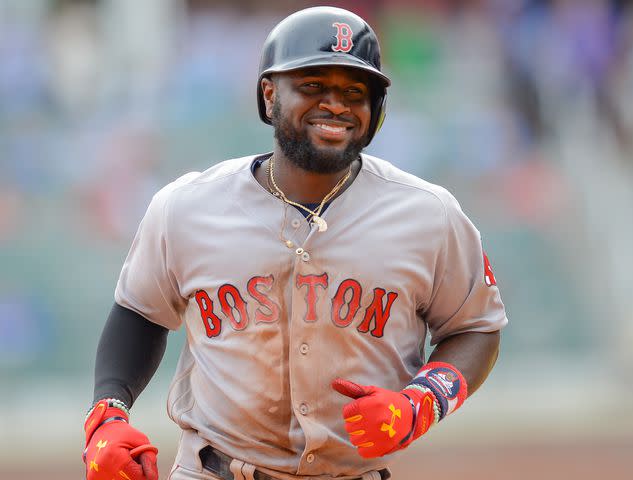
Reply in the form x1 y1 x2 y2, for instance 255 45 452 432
83 399 159 480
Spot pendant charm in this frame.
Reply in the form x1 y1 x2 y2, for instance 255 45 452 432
312 216 328 232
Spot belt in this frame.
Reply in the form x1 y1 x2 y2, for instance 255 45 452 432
199 446 390 480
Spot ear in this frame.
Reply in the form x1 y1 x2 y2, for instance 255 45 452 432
261 77 276 119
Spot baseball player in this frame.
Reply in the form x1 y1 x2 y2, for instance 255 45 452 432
83 7 507 480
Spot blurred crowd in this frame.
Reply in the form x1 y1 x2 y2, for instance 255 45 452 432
1 0 632 373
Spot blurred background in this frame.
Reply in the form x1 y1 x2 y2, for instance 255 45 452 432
1 0 632 478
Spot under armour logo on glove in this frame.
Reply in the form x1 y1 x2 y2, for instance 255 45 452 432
332 378 438 458
380 404 401 438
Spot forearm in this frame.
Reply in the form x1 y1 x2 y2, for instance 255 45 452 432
427 330 500 396
93 303 169 407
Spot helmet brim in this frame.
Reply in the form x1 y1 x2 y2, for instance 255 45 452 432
260 53 390 87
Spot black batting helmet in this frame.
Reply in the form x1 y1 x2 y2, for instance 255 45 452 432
257 6 391 145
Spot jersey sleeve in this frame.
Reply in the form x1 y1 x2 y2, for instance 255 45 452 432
424 191 508 345
114 175 196 330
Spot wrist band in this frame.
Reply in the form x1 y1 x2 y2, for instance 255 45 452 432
407 362 467 421
85 397 131 421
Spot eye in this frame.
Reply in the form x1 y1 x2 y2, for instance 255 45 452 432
345 86 367 99
301 82 322 91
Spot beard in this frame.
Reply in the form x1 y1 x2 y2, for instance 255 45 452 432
271 100 366 174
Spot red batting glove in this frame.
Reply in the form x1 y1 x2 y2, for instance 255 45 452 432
83 400 159 480
332 378 438 458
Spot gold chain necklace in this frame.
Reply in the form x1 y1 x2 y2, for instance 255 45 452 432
268 156 352 232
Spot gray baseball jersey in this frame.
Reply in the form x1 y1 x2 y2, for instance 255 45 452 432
115 153 507 478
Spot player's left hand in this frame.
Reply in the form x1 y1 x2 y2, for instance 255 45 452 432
83 400 159 480
332 378 437 458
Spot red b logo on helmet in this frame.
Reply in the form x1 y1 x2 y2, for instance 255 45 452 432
332 22 354 52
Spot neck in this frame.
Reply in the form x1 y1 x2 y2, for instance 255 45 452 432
267 148 358 204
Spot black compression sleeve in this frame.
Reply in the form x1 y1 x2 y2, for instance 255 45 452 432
93 303 169 407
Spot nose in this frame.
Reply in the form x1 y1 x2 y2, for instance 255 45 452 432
319 90 351 116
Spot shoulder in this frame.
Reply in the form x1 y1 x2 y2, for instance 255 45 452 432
162 155 255 194
359 153 462 216
151 155 258 206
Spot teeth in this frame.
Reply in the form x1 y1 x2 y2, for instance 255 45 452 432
315 123 345 133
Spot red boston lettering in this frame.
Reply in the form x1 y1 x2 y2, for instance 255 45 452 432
296 273 329 322
218 284 250 330
195 290 222 338
247 275 281 323
331 279 362 327
357 288 398 338
195 274 399 340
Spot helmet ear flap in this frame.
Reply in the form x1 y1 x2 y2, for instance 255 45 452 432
374 94 387 135
365 90 387 146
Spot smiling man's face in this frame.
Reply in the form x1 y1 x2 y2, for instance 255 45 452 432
264 66 372 173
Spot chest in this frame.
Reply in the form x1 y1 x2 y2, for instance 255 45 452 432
171 197 443 339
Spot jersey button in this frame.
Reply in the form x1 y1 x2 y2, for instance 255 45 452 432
301 252 310 262
291 218 301 228
299 403 309 415
299 343 309 354
306 453 315 463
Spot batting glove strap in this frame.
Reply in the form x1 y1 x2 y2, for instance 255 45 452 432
407 361 468 421
398 393 417 446
403 384 441 425
84 399 130 445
